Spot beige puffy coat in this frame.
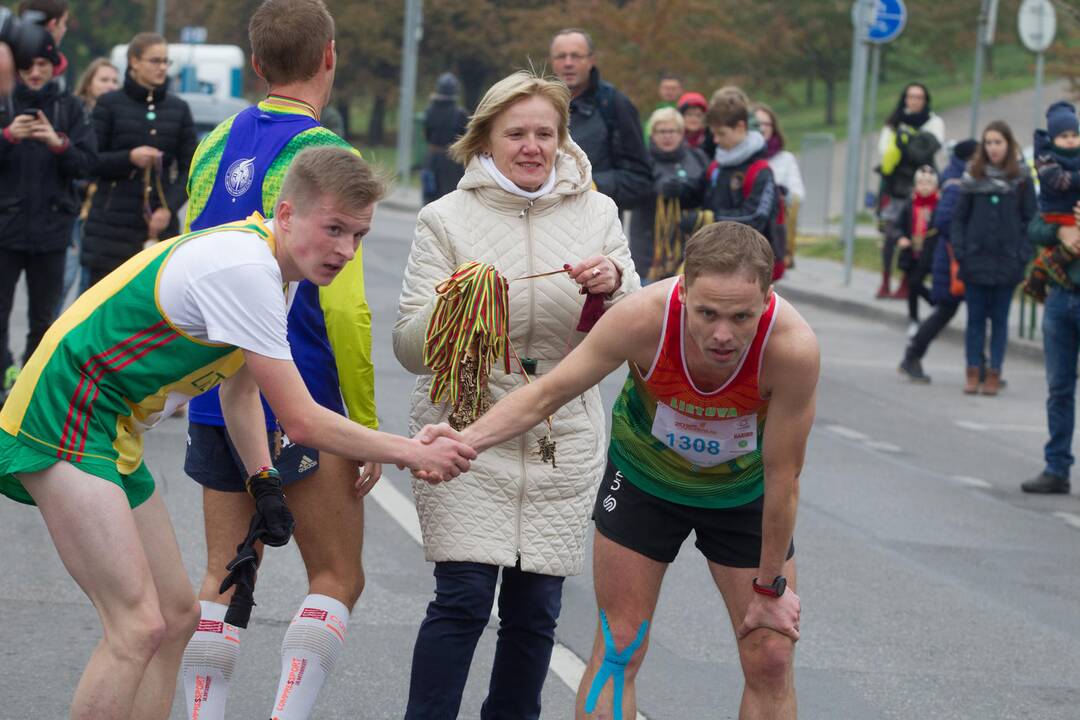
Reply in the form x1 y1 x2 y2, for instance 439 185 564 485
393 142 640 576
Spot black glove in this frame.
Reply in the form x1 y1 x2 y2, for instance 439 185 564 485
219 519 259 628
659 175 686 200
245 467 294 547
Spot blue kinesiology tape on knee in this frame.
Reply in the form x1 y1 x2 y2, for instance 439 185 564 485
584 608 649 720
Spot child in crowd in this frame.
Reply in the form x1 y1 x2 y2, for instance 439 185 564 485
895 166 940 336
1024 101 1080 302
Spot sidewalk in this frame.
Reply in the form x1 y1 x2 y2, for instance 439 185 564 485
776 255 1045 362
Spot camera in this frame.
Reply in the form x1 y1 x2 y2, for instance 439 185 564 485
0 6 49 70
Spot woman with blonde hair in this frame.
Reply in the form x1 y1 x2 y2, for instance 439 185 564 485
394 69 639 719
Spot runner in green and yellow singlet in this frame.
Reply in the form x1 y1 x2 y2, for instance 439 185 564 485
430 221 819 720
0 147 474 720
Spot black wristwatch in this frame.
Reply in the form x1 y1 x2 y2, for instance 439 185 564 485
752 575 787 598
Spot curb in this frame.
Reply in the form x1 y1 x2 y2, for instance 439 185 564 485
777 282 1046 364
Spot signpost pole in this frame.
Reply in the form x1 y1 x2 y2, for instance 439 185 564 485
862 44 881 211
842 0 874 286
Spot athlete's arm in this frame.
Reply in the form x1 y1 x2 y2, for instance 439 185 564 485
218 362 274 475
458 292 646 454
759 326 817 579
739 312 819 641
231 351 475 481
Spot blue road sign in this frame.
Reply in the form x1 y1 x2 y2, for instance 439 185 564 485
867 0 906 43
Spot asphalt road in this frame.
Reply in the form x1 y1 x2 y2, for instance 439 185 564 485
1 204 1078 719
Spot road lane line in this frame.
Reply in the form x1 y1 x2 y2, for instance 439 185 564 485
1053 512 1080 530
954 420 1044 433
863 440 902 453
825 424 869 441
370 480 649 720
950 475 993 489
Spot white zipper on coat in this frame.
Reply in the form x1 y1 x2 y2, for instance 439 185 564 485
515 199 537 558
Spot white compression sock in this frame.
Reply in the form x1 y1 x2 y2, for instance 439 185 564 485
270 593 350 720
181 601 241 720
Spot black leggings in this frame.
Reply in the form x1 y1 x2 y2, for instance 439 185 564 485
906 265 933 322
0 248 66 370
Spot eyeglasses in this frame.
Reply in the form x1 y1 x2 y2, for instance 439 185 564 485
653 128 682 136
142 57 173 67
551 53 590 62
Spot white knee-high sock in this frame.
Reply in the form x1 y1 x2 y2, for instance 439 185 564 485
270 593 350 720
181 601 241 720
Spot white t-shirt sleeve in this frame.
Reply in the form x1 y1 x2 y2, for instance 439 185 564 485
186 264 294 359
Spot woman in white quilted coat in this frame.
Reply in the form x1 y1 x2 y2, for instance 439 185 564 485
393 71 639 719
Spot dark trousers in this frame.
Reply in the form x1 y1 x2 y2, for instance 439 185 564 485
905 265 933 322
909 296 961 359
964 283 1014 370
0 248 66 370
405 560 565 720
1041 288 1080 478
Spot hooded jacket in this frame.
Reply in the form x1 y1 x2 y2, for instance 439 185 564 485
0 80 96 253
393 141 640 576
951 168 1036 286
701 130 777 239
82 72 197 274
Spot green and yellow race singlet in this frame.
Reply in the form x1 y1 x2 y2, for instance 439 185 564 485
0 215 276 507
609 280 779 509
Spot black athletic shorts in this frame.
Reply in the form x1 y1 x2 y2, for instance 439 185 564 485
592 460 795 568
184 422 321 492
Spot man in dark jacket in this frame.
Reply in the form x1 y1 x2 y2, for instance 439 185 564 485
0 34 95 403
898 139 977 382
550 28 651 211
82 32 197 286
1024 202 1080 494
422 71 468 204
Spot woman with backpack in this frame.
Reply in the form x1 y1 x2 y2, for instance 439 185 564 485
876 82 945 298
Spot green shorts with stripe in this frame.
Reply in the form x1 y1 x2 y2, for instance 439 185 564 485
0 429 156 509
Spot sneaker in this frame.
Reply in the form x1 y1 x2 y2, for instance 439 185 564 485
1020 472 1070 494
898 355 931 383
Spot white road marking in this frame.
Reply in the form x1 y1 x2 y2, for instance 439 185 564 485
954 420 1044 433
825 424 869 441
369 480 648 719
864 440 902 453
1053 512 1080 530
950 475 993 489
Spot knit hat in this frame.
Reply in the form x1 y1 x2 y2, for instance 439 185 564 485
677 92 707 113
434 72 459 100
28 27 61 68
1047 101 1079 139
952 139 978 162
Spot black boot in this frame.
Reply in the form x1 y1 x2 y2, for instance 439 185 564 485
1021 472 1070 494
898 348 931 383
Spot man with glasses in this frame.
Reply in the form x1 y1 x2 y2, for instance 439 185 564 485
550 28 651 212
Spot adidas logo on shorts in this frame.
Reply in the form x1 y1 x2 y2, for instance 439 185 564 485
298 455 317 473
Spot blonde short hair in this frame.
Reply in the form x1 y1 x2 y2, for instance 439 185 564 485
279 146 387 213
647 106 684 138
449 71 571 165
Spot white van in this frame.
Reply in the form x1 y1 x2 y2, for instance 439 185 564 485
110 43 245 100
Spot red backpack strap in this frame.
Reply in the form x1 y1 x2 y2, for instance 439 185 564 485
742 159 784 224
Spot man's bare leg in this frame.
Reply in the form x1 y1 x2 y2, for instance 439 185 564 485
130 491 202 719
21 464 167 720
288 453 365 607
708 559 798 720
575 531 667 720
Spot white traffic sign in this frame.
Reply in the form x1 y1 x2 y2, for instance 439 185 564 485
1018 0 1056 53
852 0 907 44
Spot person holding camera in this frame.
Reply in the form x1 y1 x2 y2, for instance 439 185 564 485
0 28 95 405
